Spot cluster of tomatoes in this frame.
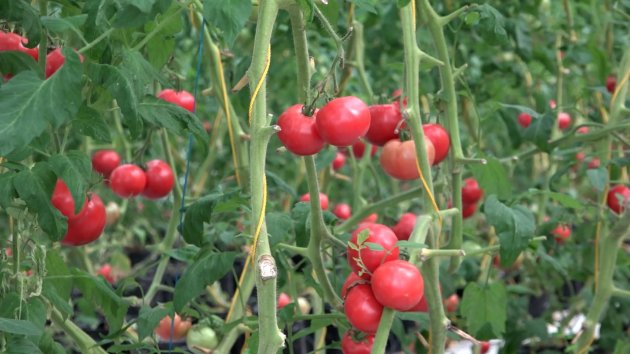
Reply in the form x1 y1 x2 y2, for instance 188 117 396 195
0 30 83 80
152 313 219 351
277 92 452 181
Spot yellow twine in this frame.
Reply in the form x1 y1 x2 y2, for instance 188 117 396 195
610 67 630 104
215 51 242 186
415 155 442 225
248 45 272 125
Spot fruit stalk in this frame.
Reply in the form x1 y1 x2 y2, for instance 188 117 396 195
50 308 107 354
371 308 395 354
247 0 285 353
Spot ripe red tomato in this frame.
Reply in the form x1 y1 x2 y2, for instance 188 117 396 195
587 158 600 169
276 104 325 156
155 314 192 342
575 152 586 162
299 192 329 210
552 224 571 243
316 96 371 147
341 272 363 298
347 223 399 278
351 140 378 159
607 185 630 214
422 124 450 164
142 160 175 199
51 181 106 246
365 104 402 146
344 284 383 333
333 203 352 220
370 260 424 311
606 75 616 93
97 264 115 284
380 139 435 180
392 212 416 241
557 112 571 130
361 213 378 224
577 126 589 134
277 292 292 309
462 203 477 219
91 150 121 178
0 32 38 60
517 113 532 128
462 178 483 204
332 152 346 171
45 48 84 78
51 180 81 218
157 89 196 112
341 332 374 354
480 341 491 354
444 293 459 313
549 99 557 109
406 294 428 312
390 88 408 107
109 164 147 198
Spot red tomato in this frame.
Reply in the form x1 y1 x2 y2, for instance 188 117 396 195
380 139 435 180
406 294 428 312
157 89 196 112
552 224 571 243
607 185 630 214
51 180 81 218
97 264 115 284
341 272 364 298
299 192 329 210
45 48 84 78
587 158 600 169
341 332 374 354
347 223 399 278
577 126 589 134
575 152 586 162
316 96 371 147
370 260 424 311
61 194 106 246
142 160 175 199
390 88 408 107
155 314 192 342
109 164 147 198
444 293 459 313
557 112 571 130
365 104 402 146
0 32 38 60
344 284 383 333
480 341 491 354
361 213 378 224
462 178 483 204
91 150 121 178
606 75 616 94
549 99 557 109
517 113 532 128
333 203 352 220
462 203 477 219
422 124 450 164
392 213 416 241
332 152 346 170
351 140 378 159
277 292 292 309
276 104 325 156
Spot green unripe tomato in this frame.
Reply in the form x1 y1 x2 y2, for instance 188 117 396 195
186 325 218 352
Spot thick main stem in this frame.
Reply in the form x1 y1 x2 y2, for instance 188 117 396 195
248 1 285 353
401 3 448 353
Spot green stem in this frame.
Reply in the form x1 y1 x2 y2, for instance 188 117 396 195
464 236 547 257
50 308 107 354
112 102 132 162
352 22 374 102
335 186 424 234
132 7 184 51
371 308 395 354
10 217 19 274
248 1 285 353
38 1 48 76
78 28 115 54
420 249 465 259
408 215 432 264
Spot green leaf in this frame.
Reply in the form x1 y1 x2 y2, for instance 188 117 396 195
267 212 293 245
204 0 252 46
395 240 427 249
112 0 171 28
523 111 554 152
25 297 47 335
138 96 208 146
136 306 170 341
182 189 242 246
266 170 298 199
0 0 42 48
291 202 311 248
14 163 67 241
173 249 237 312
483 196 535 267
37 333 65 354
364 242 384 251
0 51 39 76
351 0 378 14
0 318 43 336
48 151 92 214
525 189 584 210
72 268 129 335
469 4 508 45
41 15 88 37
144 4 182 68
315 148 336 171
71 105 112 143
317 0 340 31
42 250 73 318
469 157 512 200
5 334 43 354
586 167 608 192
0 48 82 156
460 282 507 338
0 172 18 209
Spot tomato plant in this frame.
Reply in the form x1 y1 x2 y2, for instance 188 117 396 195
347 223 399 278
344 284 383 334
370 260 424 311
109 164 147 198
315 96 371 147
142 159 175 199
276 104 325 156
380 138 435 180
341 331 374 354
155 313 192 342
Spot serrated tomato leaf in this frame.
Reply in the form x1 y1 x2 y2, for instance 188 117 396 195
173 249 237 312
0 0 42 48
469 157 512 200
182 189 242 246
483 196 535 267
461 282 507 339
523 111 554 152
138 96 208 147
204 0 252 47
13 163 67 241
0 48 82 156
136 305 171 341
